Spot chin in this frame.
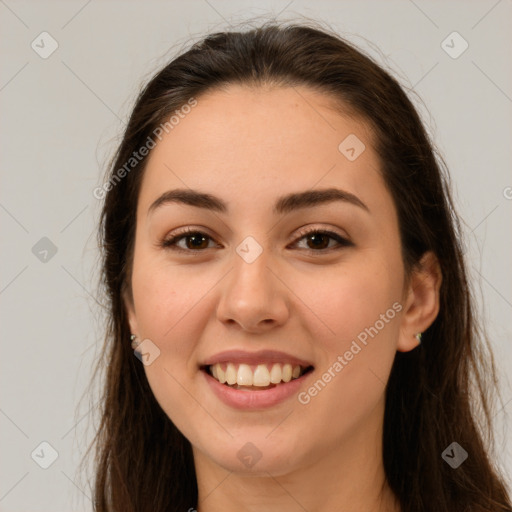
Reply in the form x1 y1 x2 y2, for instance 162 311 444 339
198 434 305 476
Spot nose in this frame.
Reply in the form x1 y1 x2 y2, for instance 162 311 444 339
216 247 289 333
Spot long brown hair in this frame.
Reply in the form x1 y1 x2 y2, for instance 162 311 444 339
84 20 512 511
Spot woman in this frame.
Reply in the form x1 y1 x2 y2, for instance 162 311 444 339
87 20 512 512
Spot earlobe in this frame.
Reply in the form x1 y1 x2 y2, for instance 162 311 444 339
397 251 442 353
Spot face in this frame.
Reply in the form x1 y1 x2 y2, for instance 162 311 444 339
126 84 415 477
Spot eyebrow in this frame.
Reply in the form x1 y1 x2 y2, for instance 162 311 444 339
147 187 370 216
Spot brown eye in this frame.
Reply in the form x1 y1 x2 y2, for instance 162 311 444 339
292 229 353 253
162 230 217 251
182 233 210 250
305 232 331 250
161 228 352 255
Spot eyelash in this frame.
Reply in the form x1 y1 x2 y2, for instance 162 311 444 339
160 226 353 255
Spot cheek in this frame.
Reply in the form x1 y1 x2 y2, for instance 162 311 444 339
297 260 402 348
293 258 402 411
131 253 204 343
130 257 213 436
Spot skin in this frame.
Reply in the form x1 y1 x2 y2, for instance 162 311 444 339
125 84 442 512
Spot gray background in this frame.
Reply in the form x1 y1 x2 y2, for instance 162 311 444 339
1 1 511 510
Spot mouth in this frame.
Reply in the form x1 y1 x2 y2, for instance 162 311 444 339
200 362 314 391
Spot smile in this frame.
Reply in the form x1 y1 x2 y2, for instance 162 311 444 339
204 362 313 390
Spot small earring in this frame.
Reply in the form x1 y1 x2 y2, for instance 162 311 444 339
130 334 141 349
415 332 422 343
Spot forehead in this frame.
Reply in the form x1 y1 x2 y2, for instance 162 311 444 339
138 84 387 215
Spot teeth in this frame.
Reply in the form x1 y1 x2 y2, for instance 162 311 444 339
282 363 292 383
269 364 282 384
225 363 237 385
216 365 226 384
237 364 253 386
253 364 270 386
209 362 306 387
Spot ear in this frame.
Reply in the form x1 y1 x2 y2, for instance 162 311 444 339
123 287 139 336
397 251 442 352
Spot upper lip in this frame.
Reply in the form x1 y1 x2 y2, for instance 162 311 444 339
201 349 314 368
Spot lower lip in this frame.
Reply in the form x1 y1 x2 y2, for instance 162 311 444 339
202 369 311 410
